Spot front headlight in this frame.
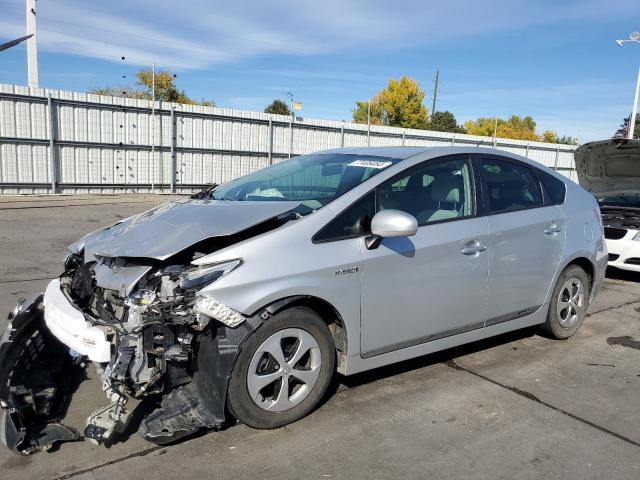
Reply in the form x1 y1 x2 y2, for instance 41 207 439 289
633 232 640 241
179 259 241 290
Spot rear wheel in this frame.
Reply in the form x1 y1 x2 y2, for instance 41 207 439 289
542 264 590 339
227 306 335 429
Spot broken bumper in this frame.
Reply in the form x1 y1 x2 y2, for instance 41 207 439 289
43 279 111 363
1 284 264 454
0 296 83 455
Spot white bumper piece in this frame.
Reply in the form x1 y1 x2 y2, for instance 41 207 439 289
43 279 112 363
606 228 640 273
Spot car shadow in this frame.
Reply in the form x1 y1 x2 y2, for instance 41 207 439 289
322 326 538 403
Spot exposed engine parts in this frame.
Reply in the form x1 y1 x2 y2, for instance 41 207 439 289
0 253 261 454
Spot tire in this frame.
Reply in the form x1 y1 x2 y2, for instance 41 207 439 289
542 264 590 339
227 306 336 429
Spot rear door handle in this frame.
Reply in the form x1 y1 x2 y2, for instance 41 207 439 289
544 222 562 235
461 239 487 255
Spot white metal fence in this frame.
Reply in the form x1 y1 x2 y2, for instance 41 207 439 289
0 83 578 195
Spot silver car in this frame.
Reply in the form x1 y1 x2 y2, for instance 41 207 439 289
0 147 607 454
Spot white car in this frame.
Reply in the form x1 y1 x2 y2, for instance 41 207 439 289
575 139 640 272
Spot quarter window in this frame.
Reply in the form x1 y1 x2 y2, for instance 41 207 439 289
537 169 566 205
480 158 543 214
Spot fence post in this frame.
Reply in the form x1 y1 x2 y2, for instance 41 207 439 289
525 142 530 158
170 108 176 193
268 118 273 164
554 147 560 170
402 131 406 146
288 116 293 158
340 122 345 147
451 134 455 146
47 93 58 193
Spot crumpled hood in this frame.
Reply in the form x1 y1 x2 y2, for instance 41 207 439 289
71 198 301 261
574 139 640 194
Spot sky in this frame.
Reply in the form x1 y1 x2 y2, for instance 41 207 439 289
1 0 640 142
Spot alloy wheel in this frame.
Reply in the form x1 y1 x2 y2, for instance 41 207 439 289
247 328 322 412
556 276 585 328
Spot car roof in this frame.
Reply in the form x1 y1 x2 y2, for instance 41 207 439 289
314 146 567 182
315 146 517 160
316 146 433 159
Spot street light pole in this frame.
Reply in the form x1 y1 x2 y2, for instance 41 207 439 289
286 91 294 158
25 0 38 88
630 67 640 140
616 31 640 139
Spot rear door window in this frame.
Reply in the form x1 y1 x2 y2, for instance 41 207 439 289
480 158 543 214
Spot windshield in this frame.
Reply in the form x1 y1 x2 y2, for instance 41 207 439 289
597 193 640 209
210 153 401 210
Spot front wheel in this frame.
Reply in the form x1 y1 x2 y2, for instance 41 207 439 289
227 306 335 429
542 264 590 339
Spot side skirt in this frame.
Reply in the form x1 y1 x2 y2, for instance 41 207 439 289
346 305 546 376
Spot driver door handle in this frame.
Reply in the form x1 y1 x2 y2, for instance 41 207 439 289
461 239 487 255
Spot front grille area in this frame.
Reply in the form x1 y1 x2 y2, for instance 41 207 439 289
625 258 640 265
604 227 628 240
608 253 620 262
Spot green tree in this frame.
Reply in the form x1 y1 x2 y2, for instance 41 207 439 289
90 69 213 106
352 94 385 125
615 114 640 139
428 111 466 133
556 135 578 145
264 99 292 116
353 76 429 129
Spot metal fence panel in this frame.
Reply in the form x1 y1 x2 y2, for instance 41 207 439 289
0 83 579 194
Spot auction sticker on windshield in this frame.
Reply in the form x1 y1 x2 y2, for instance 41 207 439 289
348 159 393 169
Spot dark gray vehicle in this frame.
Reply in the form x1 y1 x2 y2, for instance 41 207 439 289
0 147 607 454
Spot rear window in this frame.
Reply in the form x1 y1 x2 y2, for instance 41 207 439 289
537 169 566 205
480 158 543 214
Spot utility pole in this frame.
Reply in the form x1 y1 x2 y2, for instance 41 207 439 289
431 69 439 121
629 67 640 140
151 62 156 192
367 99 371 146
26 0 38 88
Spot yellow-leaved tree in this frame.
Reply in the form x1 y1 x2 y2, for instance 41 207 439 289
464 115 540 141
353 76 429 129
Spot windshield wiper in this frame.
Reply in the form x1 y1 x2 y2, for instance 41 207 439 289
190 184 218 200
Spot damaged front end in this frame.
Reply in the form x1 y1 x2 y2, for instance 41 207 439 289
0 297 84 454
0 252 263 454
0 199 309 455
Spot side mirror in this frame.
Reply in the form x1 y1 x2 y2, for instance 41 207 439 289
365 209 418 250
